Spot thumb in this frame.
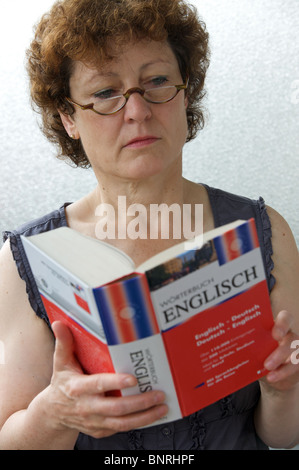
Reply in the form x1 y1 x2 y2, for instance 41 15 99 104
272 310 293 342
52 321 82 373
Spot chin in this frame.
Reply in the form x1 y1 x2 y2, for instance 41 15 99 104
123 155 171 180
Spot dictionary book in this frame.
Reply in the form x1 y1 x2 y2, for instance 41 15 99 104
21 218 277 425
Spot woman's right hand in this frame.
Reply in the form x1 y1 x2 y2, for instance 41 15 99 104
46 321 168 439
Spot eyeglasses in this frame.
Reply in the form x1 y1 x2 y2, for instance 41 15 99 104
66 79 189 116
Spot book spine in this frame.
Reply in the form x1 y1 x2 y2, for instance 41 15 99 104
108 334 182 425
93 274 182 425
93 274 160 345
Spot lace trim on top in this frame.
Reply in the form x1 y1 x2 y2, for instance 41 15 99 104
3 229 51 328
2 205 69 328
258 197 275 292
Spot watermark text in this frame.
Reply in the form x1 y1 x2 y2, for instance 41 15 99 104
291 340 299 365
94 197 203 244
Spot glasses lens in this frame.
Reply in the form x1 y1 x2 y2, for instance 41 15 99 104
92 85 179 115
94 96 126 115
145 86 178 103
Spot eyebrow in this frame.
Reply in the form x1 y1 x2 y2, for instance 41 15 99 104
140 59 173 71
82 59 174 86
83 71 118 86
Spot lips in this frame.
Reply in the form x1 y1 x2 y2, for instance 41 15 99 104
124 136 159 148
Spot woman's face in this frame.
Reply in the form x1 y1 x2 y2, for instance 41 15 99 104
61 40 188 182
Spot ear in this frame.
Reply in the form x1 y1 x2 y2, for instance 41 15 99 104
58 110 80 139
184 94 188 109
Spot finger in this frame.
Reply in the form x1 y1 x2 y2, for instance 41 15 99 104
66 388 166 420
62 399 168 438
266 361 299 387
102 403 168 434
64 373 138 398
94 389 166 417
265 331 297 370
52 321 81 372
272 310 293 341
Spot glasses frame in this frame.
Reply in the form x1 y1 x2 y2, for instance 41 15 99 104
65 79 189 116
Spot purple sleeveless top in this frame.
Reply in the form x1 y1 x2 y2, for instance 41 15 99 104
3 185 275 450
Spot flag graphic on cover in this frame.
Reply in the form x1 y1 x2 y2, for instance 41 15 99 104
213 218 259 265
93 274 160 345
74 293 91 313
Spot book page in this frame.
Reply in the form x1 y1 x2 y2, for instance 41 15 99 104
23 227 135 286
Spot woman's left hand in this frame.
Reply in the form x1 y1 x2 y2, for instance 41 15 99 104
263 310 299 391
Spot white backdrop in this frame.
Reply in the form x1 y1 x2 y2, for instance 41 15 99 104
0 0 298 247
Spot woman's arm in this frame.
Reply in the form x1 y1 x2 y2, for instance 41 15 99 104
0 241 167 450
254 207 299 449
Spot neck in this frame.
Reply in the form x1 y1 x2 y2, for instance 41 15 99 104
66 165 206 264
93 160 185 209
89 162 196 244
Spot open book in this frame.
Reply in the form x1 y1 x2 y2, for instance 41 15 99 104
21 218 277 426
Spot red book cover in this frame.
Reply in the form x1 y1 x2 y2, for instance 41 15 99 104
161 281 276 416
42 295 115 375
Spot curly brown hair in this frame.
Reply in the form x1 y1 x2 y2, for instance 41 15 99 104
27 0 210 168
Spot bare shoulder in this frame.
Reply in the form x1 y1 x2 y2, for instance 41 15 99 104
0 240 53 338
266 206 299 329
64 190 99 237
0 240 54 426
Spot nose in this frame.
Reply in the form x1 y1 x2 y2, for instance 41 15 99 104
123 89 152 123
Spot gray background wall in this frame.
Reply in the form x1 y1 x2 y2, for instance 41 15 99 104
1 0 298 247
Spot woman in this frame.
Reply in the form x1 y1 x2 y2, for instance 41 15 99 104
0 0 298 450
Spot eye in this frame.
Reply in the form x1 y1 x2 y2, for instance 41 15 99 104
94 88 121 100
148 76 169 88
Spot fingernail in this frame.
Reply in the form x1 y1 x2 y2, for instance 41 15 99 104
267 371 278 382
122 376 136 387
273 327 285 340
264 359 275 370
154 391 165 403
157 404 168 417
